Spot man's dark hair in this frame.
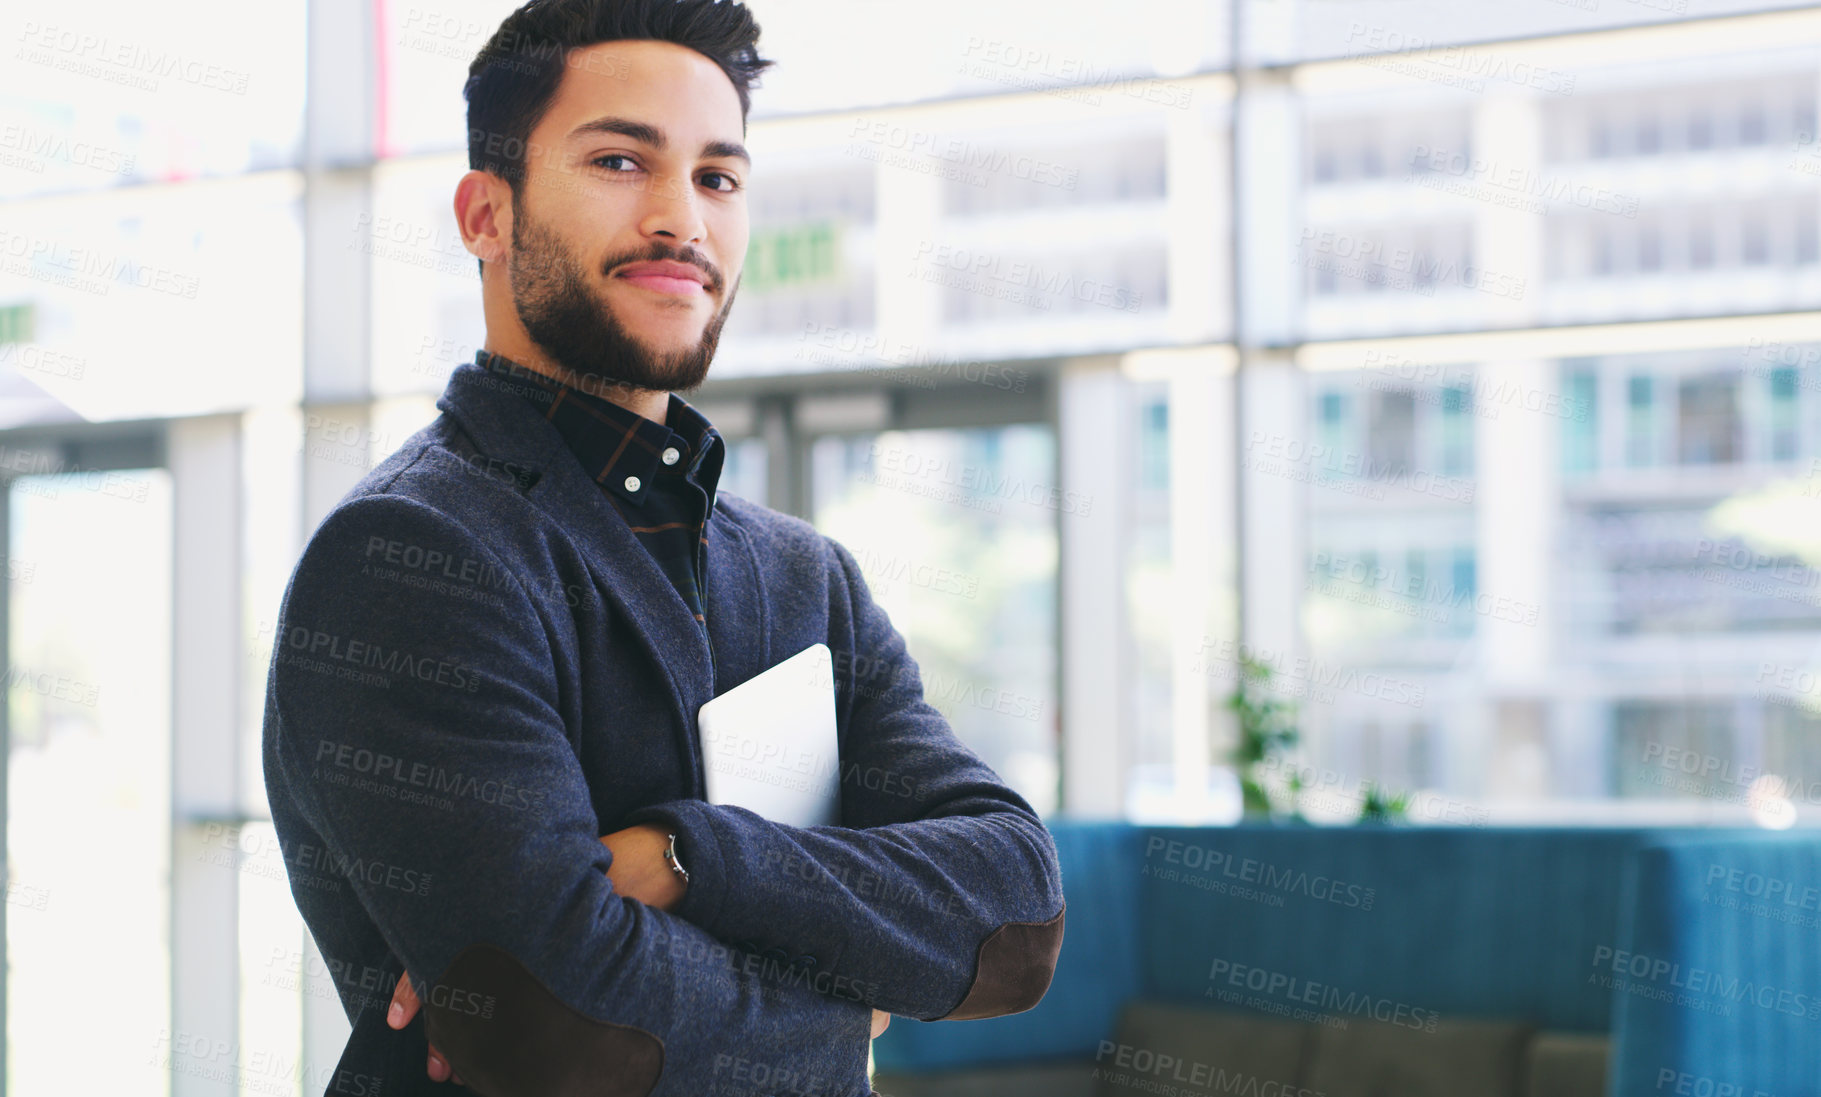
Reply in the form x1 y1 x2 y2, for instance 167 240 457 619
463 0 775 278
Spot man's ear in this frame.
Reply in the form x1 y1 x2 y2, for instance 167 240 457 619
455 171 512 266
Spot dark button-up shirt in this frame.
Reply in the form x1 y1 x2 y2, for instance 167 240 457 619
474 347 723 631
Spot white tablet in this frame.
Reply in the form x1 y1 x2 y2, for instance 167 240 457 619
697 643 841 827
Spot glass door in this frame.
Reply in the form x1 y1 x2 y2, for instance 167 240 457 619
5 466 173 1096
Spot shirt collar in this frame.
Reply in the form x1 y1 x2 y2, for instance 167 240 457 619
472 348 723 510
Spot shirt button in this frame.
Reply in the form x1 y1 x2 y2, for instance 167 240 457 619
623 475 641 492
661 447 681 466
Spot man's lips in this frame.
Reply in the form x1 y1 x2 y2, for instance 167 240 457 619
615 262 710 296
618 272 706 295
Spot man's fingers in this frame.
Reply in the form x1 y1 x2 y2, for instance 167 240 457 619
870 1009 891 1038
426 1045 464 1085
388 970 421 1029
393 972 462 1084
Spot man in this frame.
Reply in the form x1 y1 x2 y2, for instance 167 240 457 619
259 2 1066 1095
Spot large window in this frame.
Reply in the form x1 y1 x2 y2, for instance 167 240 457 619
6 468 172 1093
810 424 1060 815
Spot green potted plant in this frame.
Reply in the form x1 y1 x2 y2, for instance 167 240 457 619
1356 781 1411 824
1223 653 1304 822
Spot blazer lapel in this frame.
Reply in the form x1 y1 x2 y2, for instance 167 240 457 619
435 361 717 787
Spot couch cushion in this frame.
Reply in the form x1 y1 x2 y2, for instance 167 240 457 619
1301 1016 1534 1097
1525 1032 1608 1097
871 1060 1098 1097
1096 1000 1312 1097
1608 835 1821 1095
1139 828 1676 1033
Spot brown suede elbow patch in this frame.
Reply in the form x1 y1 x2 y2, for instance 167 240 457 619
420 942 663 1097
940 903 1066 1020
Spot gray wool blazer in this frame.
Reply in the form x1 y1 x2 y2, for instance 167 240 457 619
260 358 1066 1097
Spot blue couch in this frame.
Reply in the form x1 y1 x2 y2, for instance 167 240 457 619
873 822 1821 1096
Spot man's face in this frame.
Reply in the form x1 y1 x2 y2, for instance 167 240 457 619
503 40 750 393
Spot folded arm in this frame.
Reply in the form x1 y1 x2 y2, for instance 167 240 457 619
267 494 874 1097
626 535 1066 1022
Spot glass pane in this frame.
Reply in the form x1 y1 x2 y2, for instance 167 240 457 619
755 0 1227 116
237 819 308 1097
1561 369 1598 476
1271 0 1803 65
1298 366 1479 816
810 426 1059 815
7 469 172 1095
1611 702 1736 798
369 155 483 399
382 0 1227 145
1127 383 1173 782
1560 345 1821 817
0 0 306 198
381 0 519 157
1677 373 1739 464
719 437 769 510
0 175 305 426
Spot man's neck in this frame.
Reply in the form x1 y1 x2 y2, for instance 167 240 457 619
482 339 670 425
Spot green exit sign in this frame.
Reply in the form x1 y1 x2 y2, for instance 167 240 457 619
0 303 32 345
744 221 843 293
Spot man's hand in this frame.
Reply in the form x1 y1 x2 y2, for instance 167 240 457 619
598 823 687 912
380 823 678 1085
387 973 466 1085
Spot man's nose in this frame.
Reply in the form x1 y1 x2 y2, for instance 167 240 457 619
636 174 707 246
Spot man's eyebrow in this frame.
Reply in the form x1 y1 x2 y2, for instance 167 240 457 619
566 115 751 166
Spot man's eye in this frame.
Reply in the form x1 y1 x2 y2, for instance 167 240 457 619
591 154 638 172
701 172 742 193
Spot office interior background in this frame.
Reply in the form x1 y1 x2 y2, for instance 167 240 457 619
5 0 1821 1092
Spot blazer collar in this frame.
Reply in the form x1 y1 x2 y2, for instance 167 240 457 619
435 358 716 769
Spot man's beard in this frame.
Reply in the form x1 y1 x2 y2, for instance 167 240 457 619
507 197 736 394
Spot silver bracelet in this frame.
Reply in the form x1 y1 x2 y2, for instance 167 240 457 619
662 831 689 884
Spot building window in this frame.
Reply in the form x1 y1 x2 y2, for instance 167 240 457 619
1593 229 1614 277
1798 96 1820 146
1677 373 1739 464
1367 389 1417 477
1636 115 1661 155
1439 385 1472 476
1688 110 1714 150
1741 216 1769 266
1610 702 1735 798
1769 367 1799 461
1139 398 1169 492
1738 103 1767 145
1638 225 1662 273
1688 217 1715 269
1591 119 1614 158
1626 375 1657 467
1562 369 1599 476
1314 147 1339 183
1318 391 1351 470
